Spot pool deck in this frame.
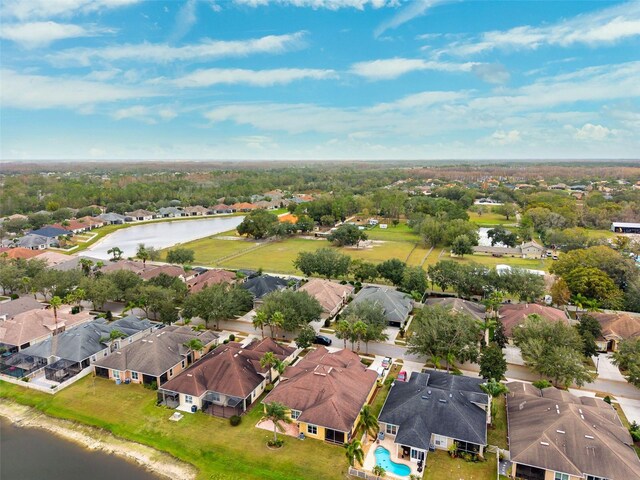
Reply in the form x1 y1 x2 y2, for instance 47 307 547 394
362 436 422 478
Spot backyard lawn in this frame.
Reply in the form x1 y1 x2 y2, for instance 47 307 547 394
468 211 515 227
365 223 421 242
423 450 497 480
165 236 259 265
0 377 347 480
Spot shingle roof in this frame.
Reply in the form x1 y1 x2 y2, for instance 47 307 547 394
264 347 377 432
0 247 44 259
17 234 50 248
499 304 568 337
94 325 218 376
21 316 153 362
507 381 640 480
187 269 236 293
242 275 289 299
98 213 126 222
28 226 71 238
351 286 412 324
0 297 45 319
378 371 488 449
160 338 294 398
591 311 640 341
298 279 353 315
425 298 486 322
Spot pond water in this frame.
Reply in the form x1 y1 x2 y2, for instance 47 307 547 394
86 216 244 260
0 417 160 480
478 227 506 247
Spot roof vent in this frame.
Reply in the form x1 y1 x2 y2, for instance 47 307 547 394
428 390 431 395
438 399 447 404
584 435 594 439
540 442 549 446
421 395 430 400
187 374 192 377
556 430 565 434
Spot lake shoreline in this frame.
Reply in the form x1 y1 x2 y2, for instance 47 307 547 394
0 400 197 480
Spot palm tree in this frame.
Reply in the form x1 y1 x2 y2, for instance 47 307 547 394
79 258 94 275
372 465 386 479
136 243 150 265
184 338 204 358
430 354 442 371
359 405 379 444
480 378 509 425
268 311 284 339
344 439 364 467
352 320 367 353
107 246 123 261
260 351 278 383
49 296 62 328
573 293 588 318
262 402 292 444
334 319 351 349
253 311 268 339
583 298 601 313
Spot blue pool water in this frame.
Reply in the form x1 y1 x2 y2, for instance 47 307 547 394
374 446 412 477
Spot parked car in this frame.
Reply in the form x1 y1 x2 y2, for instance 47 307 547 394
382 357 392 369
314 335 332 346
397 371 407 382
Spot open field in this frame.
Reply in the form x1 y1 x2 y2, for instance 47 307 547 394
0 377 346 480
468 211 515 227
164 237 259 265
423 450 497 480
365 223 421 242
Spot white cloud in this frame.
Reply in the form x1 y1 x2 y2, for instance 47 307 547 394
170 0 197 42
350 57 478 80
0 21 112 48
0 69 160 109
569 123 617 141
47 32 307 65
173 68 337 87
471 63 510 84
3 0 140 21
232 0 395 10
367 90 468 112
374 0 448 37
111 105 177 124
489 130 521 145
440 1 640 56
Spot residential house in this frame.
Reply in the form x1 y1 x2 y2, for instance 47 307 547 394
589 311 640 352
20 316 155 382
0 296 45 323
473 240 545 259
611 222 640 234
241 274 291 306
28 226 71 238
100 260 151 276
231 202 258 212
157 206 185 218
124 209 155 222
0 305 94 351
506 381 640 480
158 337 295 417
425 298 486 322
140 264 190 282
0 247 44 259
378 371 489 468
263 347 377 444
17 234 54 250
183 205 209 216
298 279 353 319
187 269 237 293
36 251 75 267
520 240 545 259
209 204 233 214
98 212 126 225
278 213 298 224
94 325 218 387
351 286 413 327
499 304 569 339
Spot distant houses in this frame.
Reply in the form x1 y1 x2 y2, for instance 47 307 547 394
473 240 545 259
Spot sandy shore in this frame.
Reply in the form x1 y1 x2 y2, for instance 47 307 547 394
0 400 197 480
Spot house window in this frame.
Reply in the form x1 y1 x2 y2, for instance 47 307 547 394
433 434 447 447
586 476 608 480
169 368 173 376
181 360 185 368
385 424 397 435
131 372 139 380
113 371 120 380
209 392 220 402
554 473 569 480
291 410 301 420
307 424 318 435
185 395 193 404
410 449 425 461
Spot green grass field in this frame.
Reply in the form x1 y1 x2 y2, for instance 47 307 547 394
0 377 346 480
423 450 497 480
468 211 515 227
164 236 259 265
365 223 421 242
487 396 508 449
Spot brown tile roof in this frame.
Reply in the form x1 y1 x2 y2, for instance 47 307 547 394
231 202 257 210
187 269 236 293
425 297 486 322
210 204 231 211
0 306 93 348
278 213 298 224
183 205 209 214
101 260 151 275
263 347 377 432
161 337 295 398
499 303 568 337
35 251 73 266
0 296 45 319
298 279 353 315
591 312 640 341
507 381 640 480
139 265 187 281
94 325 218 376
0 247 44 260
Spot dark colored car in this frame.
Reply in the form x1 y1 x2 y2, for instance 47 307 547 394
314 335 332 346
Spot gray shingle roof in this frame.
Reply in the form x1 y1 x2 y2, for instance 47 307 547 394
379 371 488 449
351 286 412 324
242 275 289 299
425 298 486 322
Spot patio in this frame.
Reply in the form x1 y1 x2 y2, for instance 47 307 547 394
255 418 300 438
362 435 422 479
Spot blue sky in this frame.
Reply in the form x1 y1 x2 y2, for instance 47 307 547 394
1 0 639 161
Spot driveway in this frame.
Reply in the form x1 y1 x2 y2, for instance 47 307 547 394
504 346 525 366
617 397 640 424
593 353 627 382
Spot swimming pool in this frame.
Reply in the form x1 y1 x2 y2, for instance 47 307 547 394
374 446 411 477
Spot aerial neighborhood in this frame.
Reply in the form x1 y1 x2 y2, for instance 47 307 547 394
1 163 640 480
